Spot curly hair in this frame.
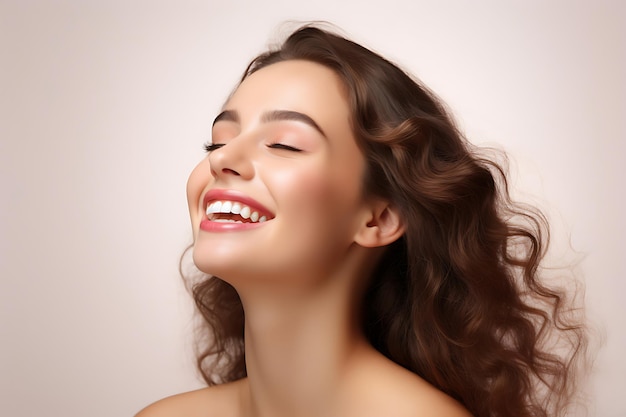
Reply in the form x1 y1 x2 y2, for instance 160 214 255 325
186 25 587 417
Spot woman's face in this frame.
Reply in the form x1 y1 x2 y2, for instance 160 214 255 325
187 60 371 284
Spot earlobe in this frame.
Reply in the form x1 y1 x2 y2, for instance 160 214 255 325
354 201 405 248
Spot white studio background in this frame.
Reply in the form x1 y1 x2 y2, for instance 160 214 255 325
0 1 623 416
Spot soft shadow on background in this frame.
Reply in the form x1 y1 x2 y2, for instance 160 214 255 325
1 1 624 416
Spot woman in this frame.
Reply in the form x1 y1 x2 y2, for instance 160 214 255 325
137 25 586 417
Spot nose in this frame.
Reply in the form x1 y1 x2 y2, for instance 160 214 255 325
208 138 255 180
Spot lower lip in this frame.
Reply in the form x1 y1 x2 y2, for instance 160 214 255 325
199 219 267 232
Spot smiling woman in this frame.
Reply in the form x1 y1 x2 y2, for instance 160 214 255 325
136 25 587 417
188 60 374 289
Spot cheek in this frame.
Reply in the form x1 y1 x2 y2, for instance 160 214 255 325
186 159 212 217
272 162 363 223
272 165 332 207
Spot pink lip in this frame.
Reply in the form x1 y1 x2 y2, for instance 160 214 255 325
199 189 274 232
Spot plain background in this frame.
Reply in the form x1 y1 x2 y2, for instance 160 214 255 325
1 1 624 416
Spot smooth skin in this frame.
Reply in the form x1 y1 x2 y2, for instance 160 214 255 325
137 60 471 417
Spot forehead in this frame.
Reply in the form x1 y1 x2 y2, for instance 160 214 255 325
224 60 351 133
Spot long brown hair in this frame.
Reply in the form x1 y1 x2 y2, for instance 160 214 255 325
186 25 587 417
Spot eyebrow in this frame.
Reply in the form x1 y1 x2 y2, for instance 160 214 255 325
212 109 327 138
212 110 239 125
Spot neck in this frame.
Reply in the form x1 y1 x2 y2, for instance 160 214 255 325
232 249 380 417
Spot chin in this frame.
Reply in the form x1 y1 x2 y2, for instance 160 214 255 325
191 246 263 282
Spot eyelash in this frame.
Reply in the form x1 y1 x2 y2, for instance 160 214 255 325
267 143 302 152
203 142 302 153
203 143 224 153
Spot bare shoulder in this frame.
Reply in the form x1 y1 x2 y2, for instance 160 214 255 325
348 349 473 417
135 379 244 417
372 372 471 417
399 376 473 417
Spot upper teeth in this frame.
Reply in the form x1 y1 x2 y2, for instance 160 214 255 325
206 200 268 223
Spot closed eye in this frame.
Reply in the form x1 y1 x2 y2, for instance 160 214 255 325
267 143 302 152
203 143 225 153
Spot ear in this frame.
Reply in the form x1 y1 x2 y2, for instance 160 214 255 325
354 200 405 248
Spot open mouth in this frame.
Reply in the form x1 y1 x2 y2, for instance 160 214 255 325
205 200 273 224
